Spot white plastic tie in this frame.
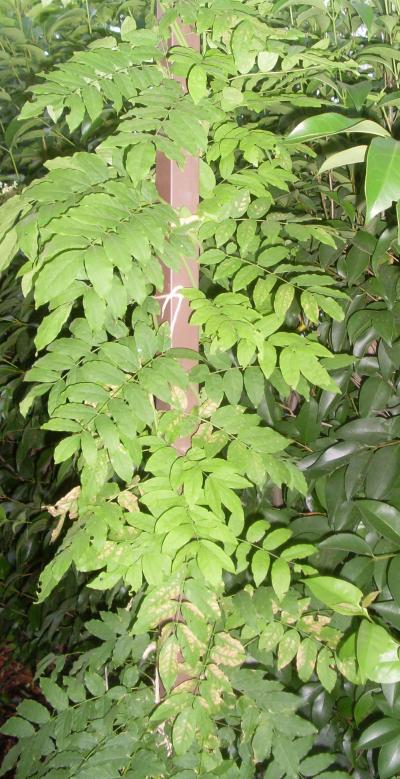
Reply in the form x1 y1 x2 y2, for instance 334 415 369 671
155 284 184 338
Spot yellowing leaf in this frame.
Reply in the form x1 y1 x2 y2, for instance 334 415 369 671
277 629 300 669
211 632 245 667
274 283 295 317
158 634 180 691
173 708 197 755
297 637 318 682
301 290 319 324
259 621 284 651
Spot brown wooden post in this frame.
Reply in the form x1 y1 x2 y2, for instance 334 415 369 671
156 5 200 454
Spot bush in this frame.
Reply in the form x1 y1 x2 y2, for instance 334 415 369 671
1 1 400 778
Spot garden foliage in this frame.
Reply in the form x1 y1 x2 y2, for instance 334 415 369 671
1 0 400 777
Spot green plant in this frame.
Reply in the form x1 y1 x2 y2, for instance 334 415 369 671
1 1 400 777
0 0 150 673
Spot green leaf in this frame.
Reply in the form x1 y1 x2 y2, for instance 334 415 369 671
277 629 300 669
0 193 24 244
142 551 164 585
300 754 335 777
0 717 35 739
120 16 137 39
315 295 345 322
280 347 300 388
35 304 72 351
83 288 106 332
271 558 290 601
288 113 390 142
319 145 367 174
274 283 295 317
18 700 50 725
281 543 316 561
82 85 103 121
297 351 339 392
388 555 400 606
259 621 284 651
0 227 18 273
259 246 289 268
158 635 180 691
297 637 318 682
35 251 83 307
232 22 257 73
251 549 270 586
85 618 115 641
263 528 292 551
223 369 243 404
54 434 81 464
125 142 155 185
173 708 197 755
252 719 273 762
301 290 319 324
258 51 279 71
357 620 400 684
84 671 106 697
357 500 400 545
378 738 400 779
319 533 371 556
65 93 85 132
316 773 352 779
233 266 262 291
273 733 301 777
351 0 374 33
244 367 264 406
316 648 337 692
259 343 277 379
304 576 366 616
40 678 68 711
336 417 390 444
221 86 244 109
188 65 208 104
359 719 400 750
199 159 216 197
197 543 222 585
85 245 113 297
365 137 400 223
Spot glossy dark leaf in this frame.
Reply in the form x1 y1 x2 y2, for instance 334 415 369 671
378 738 400 779
300 442 364 475
335 417 392 444
289 114 389 142
357 500 400 545
388 555 400 606
358 718 400 750
365 447 400 500
319 533 371 556
319 145 367 174
365 138 400 223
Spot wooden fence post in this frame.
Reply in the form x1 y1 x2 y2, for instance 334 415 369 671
156 6 200 455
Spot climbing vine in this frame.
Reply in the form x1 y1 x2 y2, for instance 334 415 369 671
1 1 400 777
